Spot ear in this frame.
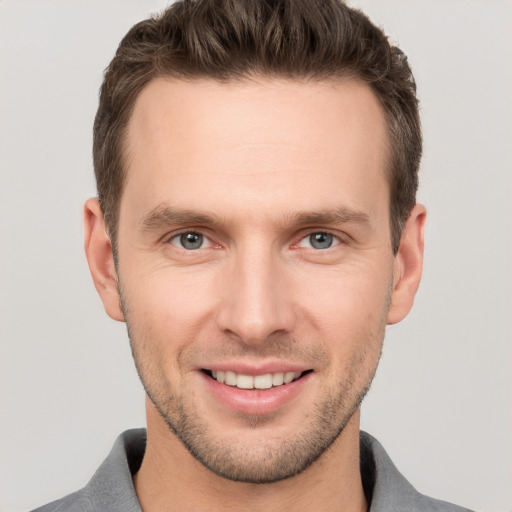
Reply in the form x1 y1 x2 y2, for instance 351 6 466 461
83 198 124 322
387 204 426 325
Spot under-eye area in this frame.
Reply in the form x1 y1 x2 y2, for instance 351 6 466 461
202 369 313 390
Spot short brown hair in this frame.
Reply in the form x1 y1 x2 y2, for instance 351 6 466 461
93 0 421 254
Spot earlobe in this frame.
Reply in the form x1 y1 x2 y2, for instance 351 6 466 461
387 204 426 325
83 198 124 322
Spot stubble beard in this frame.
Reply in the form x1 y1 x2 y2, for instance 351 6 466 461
120 288 388 484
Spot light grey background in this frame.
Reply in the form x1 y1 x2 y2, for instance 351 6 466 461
0 1 510 511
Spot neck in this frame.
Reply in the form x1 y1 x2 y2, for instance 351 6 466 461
134 400 367 512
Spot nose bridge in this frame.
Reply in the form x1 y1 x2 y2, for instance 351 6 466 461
216 239 295 344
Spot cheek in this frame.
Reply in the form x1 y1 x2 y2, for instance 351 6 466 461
294 264 390 365
296 262 391 323
122 267 219 347
120 275 211 394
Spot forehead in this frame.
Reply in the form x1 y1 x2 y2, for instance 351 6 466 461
121 77 389 224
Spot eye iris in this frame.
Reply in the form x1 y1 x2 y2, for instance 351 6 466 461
180 233 203 250
310 232 333 249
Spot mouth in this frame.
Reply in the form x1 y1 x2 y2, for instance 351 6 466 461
202 369 313 390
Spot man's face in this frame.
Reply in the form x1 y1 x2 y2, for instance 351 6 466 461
112 77 397 482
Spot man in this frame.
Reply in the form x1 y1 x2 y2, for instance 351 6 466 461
32 0 474 510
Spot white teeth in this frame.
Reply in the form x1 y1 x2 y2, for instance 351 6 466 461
224 371 237 386
272 373 284 386
237 374 254 389
211 370 304 389
283 371 296 384
254 374 273 389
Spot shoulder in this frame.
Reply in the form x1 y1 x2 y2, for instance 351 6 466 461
29 429 145 512
360 432 477 512
30 490 92 512
408 491 476 512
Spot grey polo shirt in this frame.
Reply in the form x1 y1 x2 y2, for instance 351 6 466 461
32 429 475 512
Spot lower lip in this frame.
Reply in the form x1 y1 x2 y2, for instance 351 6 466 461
201 371 312 415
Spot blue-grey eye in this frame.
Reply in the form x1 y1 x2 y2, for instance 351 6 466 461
309 232 334 249
178 232 204 250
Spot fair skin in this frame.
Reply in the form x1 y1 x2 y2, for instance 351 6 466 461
84 77 425 512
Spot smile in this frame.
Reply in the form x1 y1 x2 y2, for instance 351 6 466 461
207 370 308 389
201 367 314 415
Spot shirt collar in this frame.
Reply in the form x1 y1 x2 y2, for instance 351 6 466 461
81 429 468 512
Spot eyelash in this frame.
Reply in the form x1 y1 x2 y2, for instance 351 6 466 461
168 231 213 251
166 230 343 252
296 231 341 250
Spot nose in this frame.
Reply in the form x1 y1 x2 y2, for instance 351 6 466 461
215 245 297 346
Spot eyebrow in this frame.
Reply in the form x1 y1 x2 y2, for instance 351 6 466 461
139 205 224 231
139 204 370 232
288 207 370 227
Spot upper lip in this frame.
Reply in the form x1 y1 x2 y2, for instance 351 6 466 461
199 361 312 375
